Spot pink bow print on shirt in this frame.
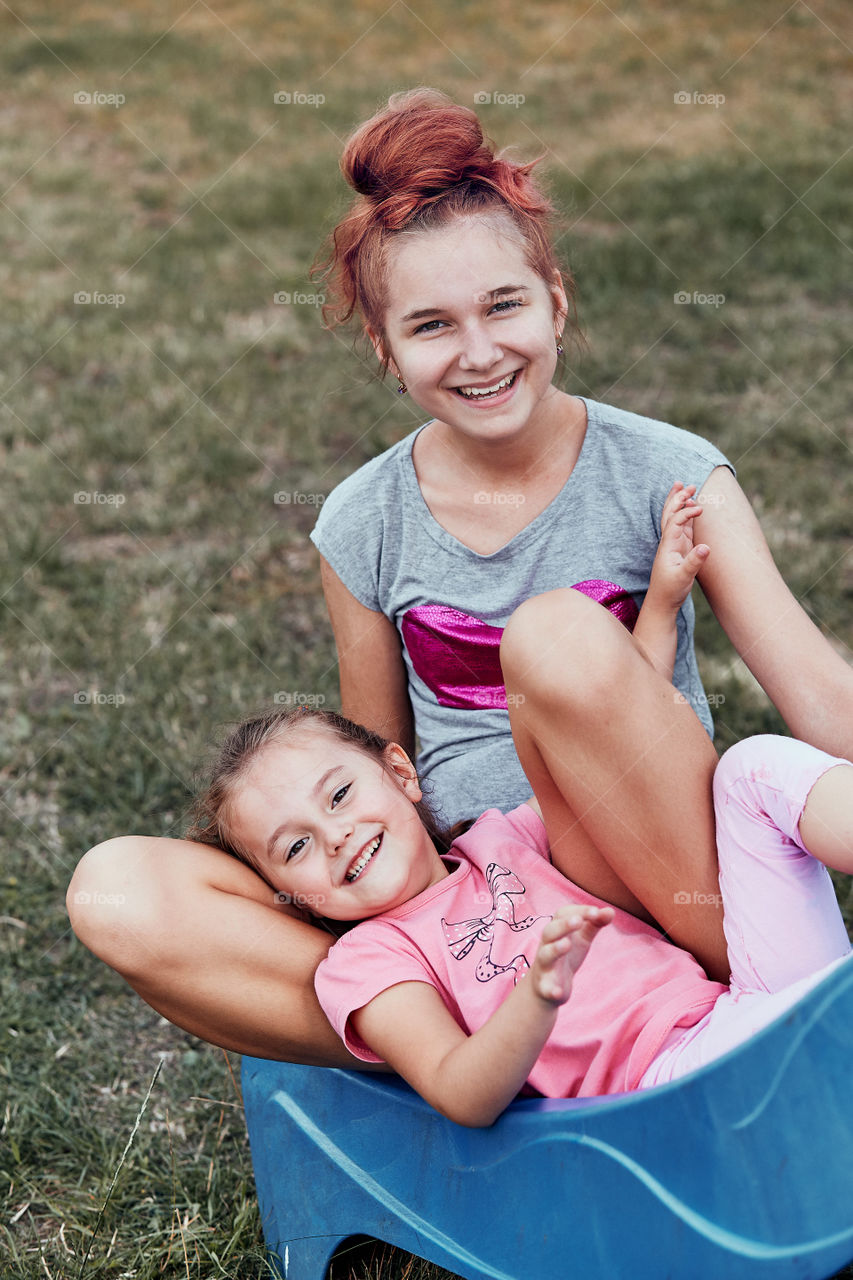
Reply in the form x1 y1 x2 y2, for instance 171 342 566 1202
441 862 549 985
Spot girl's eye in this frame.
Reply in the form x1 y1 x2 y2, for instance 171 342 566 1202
491 298 523 314
331 783 351 808
286 837 307 862
413 319 445 334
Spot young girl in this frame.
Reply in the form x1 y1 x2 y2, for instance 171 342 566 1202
187 526 849 1127
67 89 853 1065
188 699 853 1129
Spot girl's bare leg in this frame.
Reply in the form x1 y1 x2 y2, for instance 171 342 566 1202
500 589 728 982
67 837 364 1065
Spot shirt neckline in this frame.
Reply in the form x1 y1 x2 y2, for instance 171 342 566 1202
398 396 599 561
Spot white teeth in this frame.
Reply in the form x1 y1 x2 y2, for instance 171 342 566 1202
346 836 381 882
457 373 515 398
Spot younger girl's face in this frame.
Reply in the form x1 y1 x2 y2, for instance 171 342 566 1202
226 730 448 920
379 215 567 445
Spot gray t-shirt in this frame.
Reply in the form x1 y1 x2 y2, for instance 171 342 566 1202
311 397 732 827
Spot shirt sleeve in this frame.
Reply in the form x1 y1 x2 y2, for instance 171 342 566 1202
495 803 552 859
448 805 553 868
644 427 734 540
314 923 441 1061
309 463 385 613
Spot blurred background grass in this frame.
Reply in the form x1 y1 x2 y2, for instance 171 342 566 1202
1 1 851 1276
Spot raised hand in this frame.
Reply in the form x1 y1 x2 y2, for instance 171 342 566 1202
530 904 614 1005
649 482 711 613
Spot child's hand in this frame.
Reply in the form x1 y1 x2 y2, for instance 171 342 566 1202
531 905 614 1006
648 482 710 612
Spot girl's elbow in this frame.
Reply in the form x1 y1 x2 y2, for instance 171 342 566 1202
437 1098 502 1128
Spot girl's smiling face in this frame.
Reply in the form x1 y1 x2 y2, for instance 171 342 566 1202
378 215 568 445
226 729 448 921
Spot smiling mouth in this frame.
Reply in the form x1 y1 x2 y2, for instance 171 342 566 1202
345 834 382 882
454 371 519 400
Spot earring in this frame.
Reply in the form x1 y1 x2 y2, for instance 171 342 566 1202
397 378 407 395
555 336 564 355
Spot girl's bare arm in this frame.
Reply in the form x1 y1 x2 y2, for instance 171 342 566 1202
319 554 415 754
352 907 612 1127
697 467 853 757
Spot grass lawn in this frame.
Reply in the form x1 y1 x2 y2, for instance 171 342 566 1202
1 1 851 1276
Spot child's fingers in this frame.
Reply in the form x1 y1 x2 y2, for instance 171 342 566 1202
686 544 710 568
665 482 696 502
662 484 699 527
670 503 702 528
661 484 684 518
541 906 613 949
534 907 613 1001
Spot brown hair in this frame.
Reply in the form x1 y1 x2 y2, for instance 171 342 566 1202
314 88 576 367
187 705 455 881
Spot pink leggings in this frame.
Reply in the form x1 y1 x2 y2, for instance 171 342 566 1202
639 735 853 1089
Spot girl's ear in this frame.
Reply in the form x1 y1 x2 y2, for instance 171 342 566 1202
366 326 398 379
550 269 569 337
381 742 423 801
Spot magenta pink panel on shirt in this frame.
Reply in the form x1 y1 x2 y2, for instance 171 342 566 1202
401 580 639 710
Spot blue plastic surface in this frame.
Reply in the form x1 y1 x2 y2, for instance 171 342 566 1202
242 956 853 1280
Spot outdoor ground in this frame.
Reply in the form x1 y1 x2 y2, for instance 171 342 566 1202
1 1 851 1277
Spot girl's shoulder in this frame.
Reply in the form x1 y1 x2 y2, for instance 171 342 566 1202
315 425 424 521
450 802 550 862
582 398 728 465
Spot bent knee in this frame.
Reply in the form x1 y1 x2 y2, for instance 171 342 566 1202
501 588 628 704
67 836 162 968
68 834 274 975
713 734 830 811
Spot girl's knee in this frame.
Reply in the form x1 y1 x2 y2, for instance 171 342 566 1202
67 836 178 972
501 588 628 706
713 735 811 805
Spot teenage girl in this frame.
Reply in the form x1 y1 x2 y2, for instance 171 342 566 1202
67 90 853 1065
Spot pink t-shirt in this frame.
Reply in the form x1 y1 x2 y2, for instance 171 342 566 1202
314 804 727 1097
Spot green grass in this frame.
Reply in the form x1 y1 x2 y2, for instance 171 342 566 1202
1 1 851 1276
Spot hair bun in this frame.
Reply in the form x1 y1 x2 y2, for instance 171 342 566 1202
341 88 498 214
316 88 569 339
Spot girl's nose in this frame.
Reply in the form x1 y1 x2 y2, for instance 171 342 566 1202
326 819 354 857
457 321 502 372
